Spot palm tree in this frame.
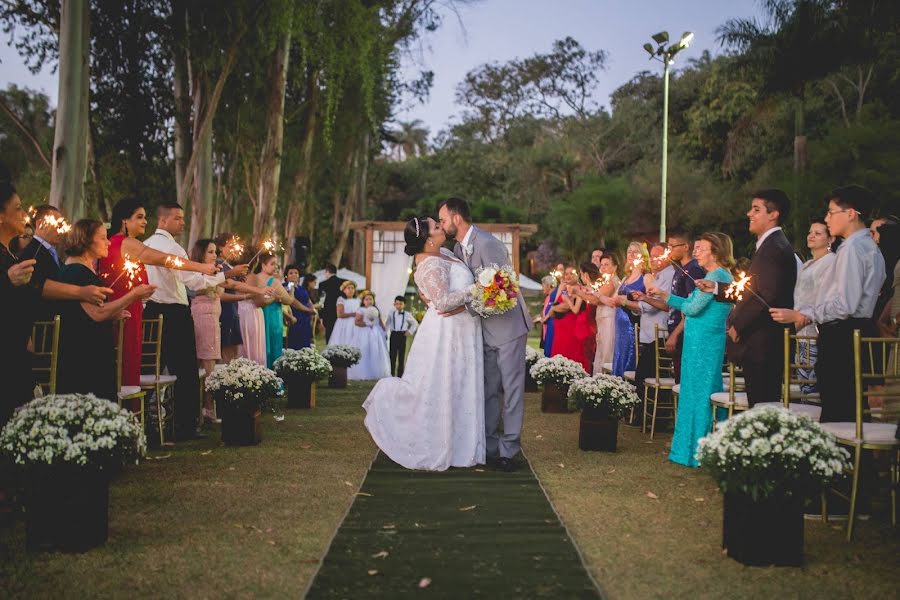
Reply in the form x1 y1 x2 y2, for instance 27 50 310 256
392 119 429 160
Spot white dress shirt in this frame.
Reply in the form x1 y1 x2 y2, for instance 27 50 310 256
460 226 474 259
809 228 885 324
387 309 418 335
755 226 782 251
144 229 225 305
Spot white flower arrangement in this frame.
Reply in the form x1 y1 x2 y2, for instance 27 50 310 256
529 355 588 387
322 344 362 368
568 374 641 417
525 345 543 369
274 348 333 381
205 358 283 409
0 394 146 468
696 406 851 500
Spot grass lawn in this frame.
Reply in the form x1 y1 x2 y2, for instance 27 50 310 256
2 379 897 599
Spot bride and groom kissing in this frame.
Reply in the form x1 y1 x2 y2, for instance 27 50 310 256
363 197 532 472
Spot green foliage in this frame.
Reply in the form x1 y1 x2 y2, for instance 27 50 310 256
545 175 632 260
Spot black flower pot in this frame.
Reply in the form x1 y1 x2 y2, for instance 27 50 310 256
285 374 316 409
221 408 262 446
541 382 569 413
329 366 348 388
25 467 109 552
579 405 618 452
525 372 539 392
722 492 804 566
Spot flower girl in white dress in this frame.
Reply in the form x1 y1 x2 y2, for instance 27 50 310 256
363 217 485 471
327 281 362 352
350 291 390 380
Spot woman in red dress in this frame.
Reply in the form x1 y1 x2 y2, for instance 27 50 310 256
98 198 217 387
573 261 599 373
549 265 589 371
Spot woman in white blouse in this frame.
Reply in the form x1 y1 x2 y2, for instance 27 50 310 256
794 219 835 392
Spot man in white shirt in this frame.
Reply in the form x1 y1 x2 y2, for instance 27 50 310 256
386 295 418 376
143 202 246 441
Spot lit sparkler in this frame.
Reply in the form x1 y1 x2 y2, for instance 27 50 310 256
164 255 185 269
591 273 612 291
248 239 282 266
106 257 143 288
723 271 771 309
223 236 245 261
659 246 696 287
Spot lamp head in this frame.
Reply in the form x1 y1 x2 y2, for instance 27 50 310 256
651 31 669 44
678 31 694 48
643 42 654 56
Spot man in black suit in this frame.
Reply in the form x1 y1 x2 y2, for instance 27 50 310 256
698 189 797 406
317 263 346 343
17 204 64 320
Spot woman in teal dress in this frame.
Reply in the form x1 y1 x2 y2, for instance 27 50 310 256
257 255 284 369
651 233 734 467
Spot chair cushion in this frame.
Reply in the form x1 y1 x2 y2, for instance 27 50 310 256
671 384 681 394
710 391 749 407
198 368 207 378
722 376 746 389
644 377 675 387
140 374 178 386
601 362 613 373
819 422 899 445
755 401 822 422
623 370 636 381
118 385 143 399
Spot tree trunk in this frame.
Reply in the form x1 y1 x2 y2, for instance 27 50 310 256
49 0 90 219
188 75 213 250
283 68 320 261
172 0 192 208
329 146 360 267
253 26 292 242
86 118 108 221
351 131 370 273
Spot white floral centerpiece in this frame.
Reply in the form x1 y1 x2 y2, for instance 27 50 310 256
696 406 851 500
322 344 362 368
568 374 641 417
525 345 543 370
205 358 283 410
529 355 588 387
274 348 333 381
0 394 146 469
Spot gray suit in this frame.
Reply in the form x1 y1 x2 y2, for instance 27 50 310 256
454 226 532 459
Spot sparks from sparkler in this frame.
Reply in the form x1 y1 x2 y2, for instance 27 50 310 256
248 239 281 267
107 256 143 288
164 255 185 269
590 273 612 291
223 236 245 262
723 271 771 309
658 246 698 289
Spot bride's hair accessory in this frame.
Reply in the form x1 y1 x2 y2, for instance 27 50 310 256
403 217 429 257
415 219 420 237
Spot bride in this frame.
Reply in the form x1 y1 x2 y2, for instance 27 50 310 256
362 216 485 471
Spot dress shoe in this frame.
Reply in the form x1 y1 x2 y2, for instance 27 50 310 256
498 457 516 472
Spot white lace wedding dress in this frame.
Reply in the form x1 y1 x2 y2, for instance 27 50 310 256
363 249 485 471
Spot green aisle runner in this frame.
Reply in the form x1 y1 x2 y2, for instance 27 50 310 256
305 453 602 598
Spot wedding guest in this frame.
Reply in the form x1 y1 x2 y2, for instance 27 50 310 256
792 220 835 392
143 202 233 441
573 261 599 373
874 222 900 321
99 198 219 392
327 280 362 351
575 255 621 373
591 249 604 270
652 233 735 467
318 263 346 343
17 204 64 320
56 220 156 401
285 269 317 350
700 190 797 406
350 291 391 380
770 186 886 422
549 265 588 369
869 214 899 245
256 254 285 368
386 295 418 376
537 275 556 352
607 242 649 377
630 243 675 412
237 256 271 366
215 232 246 364
541 264 565 357
661 230 704 382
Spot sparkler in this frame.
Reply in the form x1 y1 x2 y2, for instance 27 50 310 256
659 246 697 289
724 271 771 309
106 257 143 288
164 255 185 269
590 273 612 291
247 239 282 267
223 236 245 262
26 209 72 259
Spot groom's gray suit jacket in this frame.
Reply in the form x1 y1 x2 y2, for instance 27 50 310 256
453 225 532 347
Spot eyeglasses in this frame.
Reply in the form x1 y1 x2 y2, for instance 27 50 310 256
669 242 688 248
825 208 850 217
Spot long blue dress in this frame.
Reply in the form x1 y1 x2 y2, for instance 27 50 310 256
286 283 313 349
543 287 559 358
611 275 645 376
666 267 733 467
263 276 284 369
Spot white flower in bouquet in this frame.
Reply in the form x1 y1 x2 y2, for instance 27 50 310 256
529 355 588 387
0 394 146 468
567 374 641 417
360 306 380 326
322 344 362 368
525 345 543 368
696 405 851 500
477 267 498 287
471 264 520 317
274 348 333 381
205 358 283 408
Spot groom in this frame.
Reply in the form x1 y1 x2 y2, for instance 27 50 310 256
438 197 532 472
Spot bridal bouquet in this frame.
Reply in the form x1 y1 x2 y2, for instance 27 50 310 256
471 264 520 317
322 345 362 368
529 355 588 387
205 358 283 410
0 394 146 468
274 348 333 381
696 406 850 500
568 374 641 417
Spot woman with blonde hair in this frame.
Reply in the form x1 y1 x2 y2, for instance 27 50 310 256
650 232 734 467
596 242 649 377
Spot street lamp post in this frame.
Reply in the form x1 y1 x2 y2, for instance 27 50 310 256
644 31 694 242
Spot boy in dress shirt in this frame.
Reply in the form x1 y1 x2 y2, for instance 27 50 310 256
387 295 418 377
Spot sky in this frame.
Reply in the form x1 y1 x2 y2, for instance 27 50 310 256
0 0 764 137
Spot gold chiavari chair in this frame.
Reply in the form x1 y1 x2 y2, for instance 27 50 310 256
642 325 676 439
138 316 177 445
113 320 146 431
709 362 748 431
820 331 899 541
31 315 60 396
756 328 822 421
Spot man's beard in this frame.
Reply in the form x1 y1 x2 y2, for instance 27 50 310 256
444 223 457 239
